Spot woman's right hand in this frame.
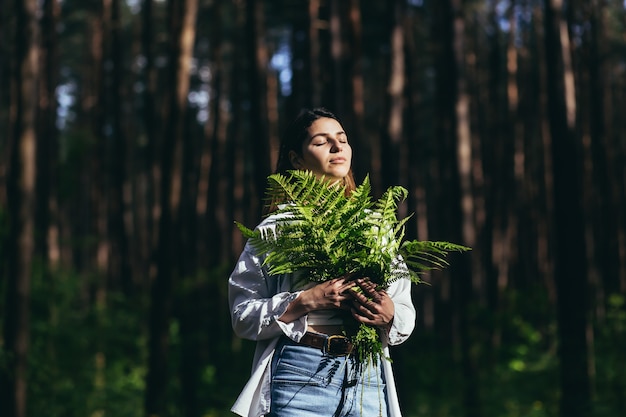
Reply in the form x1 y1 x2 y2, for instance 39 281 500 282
278 277 355 323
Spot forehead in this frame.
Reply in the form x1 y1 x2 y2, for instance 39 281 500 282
306 117 344 137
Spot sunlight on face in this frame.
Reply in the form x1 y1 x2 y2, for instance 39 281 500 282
290 117 352 183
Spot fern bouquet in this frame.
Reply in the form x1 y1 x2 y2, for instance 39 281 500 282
236 170 470 363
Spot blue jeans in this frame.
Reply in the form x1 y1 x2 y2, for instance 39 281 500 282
268 336 388 417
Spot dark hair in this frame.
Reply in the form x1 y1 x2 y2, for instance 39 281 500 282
277 107 356 187
276 107 338 174
266 107 356 213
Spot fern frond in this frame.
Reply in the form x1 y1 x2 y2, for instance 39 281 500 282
235 171 471 364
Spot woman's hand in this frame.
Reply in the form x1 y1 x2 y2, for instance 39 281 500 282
348 278 395 331
278 276 355 323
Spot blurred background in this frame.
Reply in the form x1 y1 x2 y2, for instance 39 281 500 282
1 0 625 416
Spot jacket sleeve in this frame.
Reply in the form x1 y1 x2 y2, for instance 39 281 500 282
228 242 308 342
383 257 416 346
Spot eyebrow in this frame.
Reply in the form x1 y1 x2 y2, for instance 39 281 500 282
309 131 346 140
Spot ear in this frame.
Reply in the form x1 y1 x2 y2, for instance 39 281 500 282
288 151 302 169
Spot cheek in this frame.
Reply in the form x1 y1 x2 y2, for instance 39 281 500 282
303 148 325 164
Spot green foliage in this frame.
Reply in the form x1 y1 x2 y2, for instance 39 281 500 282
26 265 147 417
238 170 470 287
594 293 626 415
395 286 560 417
236 170 470 362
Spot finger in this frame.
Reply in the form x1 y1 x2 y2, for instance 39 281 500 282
352 305 379 323
338 280 358 292
353 297 380 315
350 285 382 305
347 287 369 304
356 278 378 295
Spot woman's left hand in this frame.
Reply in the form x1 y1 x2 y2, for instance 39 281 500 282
348 278 394 331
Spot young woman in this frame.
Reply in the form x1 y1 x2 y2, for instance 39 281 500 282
228 108 416 417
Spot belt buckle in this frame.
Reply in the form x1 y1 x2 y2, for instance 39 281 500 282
326 335 352 356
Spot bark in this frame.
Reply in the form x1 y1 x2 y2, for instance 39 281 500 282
479 3 502 354
309 0 322 106
346 0 367 182
177 1 203 413
586 0 622 301
35 0 59 265
245 0 272 209
231 0 250 256
429 0 455 352
138 0 158 284
380 0 406 191
317 0 333 107
144 0 198 415
285 0 312 119
432 1 480 417
450 3 479 417
108 0 132 295
202 0 228 268
532 5 557 303
1 1 39 416
543 1 591 416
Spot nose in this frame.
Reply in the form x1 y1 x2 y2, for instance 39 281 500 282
330 139 343 152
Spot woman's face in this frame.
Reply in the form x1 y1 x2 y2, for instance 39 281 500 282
289 117 352 183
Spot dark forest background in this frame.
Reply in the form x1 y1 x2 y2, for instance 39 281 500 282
1 0 625 416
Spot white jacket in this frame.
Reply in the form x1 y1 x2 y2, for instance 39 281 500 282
228 215 416 417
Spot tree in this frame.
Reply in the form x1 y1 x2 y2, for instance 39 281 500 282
431 1 480 417
1 1 40 417
144 0 199 415
543 1 591 416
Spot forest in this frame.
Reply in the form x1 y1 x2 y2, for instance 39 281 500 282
1 0 625 416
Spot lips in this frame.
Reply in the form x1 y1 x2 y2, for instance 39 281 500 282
330 157 346 164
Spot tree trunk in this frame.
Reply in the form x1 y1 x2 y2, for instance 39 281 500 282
138 0 158 286
245 0 272 209
1 1 39 417
380 0 405 192
586 0 622 302
177 6 203 416
309 0 322 107
35 0 59 266
543 1 591 416
108 0 132 295
285 0 312 118
432 1 480 417
144 0 198 415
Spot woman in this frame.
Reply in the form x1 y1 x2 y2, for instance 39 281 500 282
228 108 416 417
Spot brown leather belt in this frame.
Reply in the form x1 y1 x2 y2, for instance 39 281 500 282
298 332 354 356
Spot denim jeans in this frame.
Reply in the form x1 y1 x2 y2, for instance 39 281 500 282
268 336 388 417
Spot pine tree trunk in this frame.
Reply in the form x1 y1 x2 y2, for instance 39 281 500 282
1 1 39 416
309 0 322 107
543 1 591 416
108 0 132 295
586 0 622 301
138 0 158 285
35 0 59 265
245 0 272 209
144 0 198 415
380 0 405 192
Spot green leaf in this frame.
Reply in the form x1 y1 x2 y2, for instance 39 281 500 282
236 170 472 362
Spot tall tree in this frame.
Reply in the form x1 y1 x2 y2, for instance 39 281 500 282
1 1 39 417
35 0 60 266
108 0 132 294
144 0 198 415
543 1 591 416
431 1 480 417
585 0 623 300
380 0 406 192
137 0 158 284
245 0 273 209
